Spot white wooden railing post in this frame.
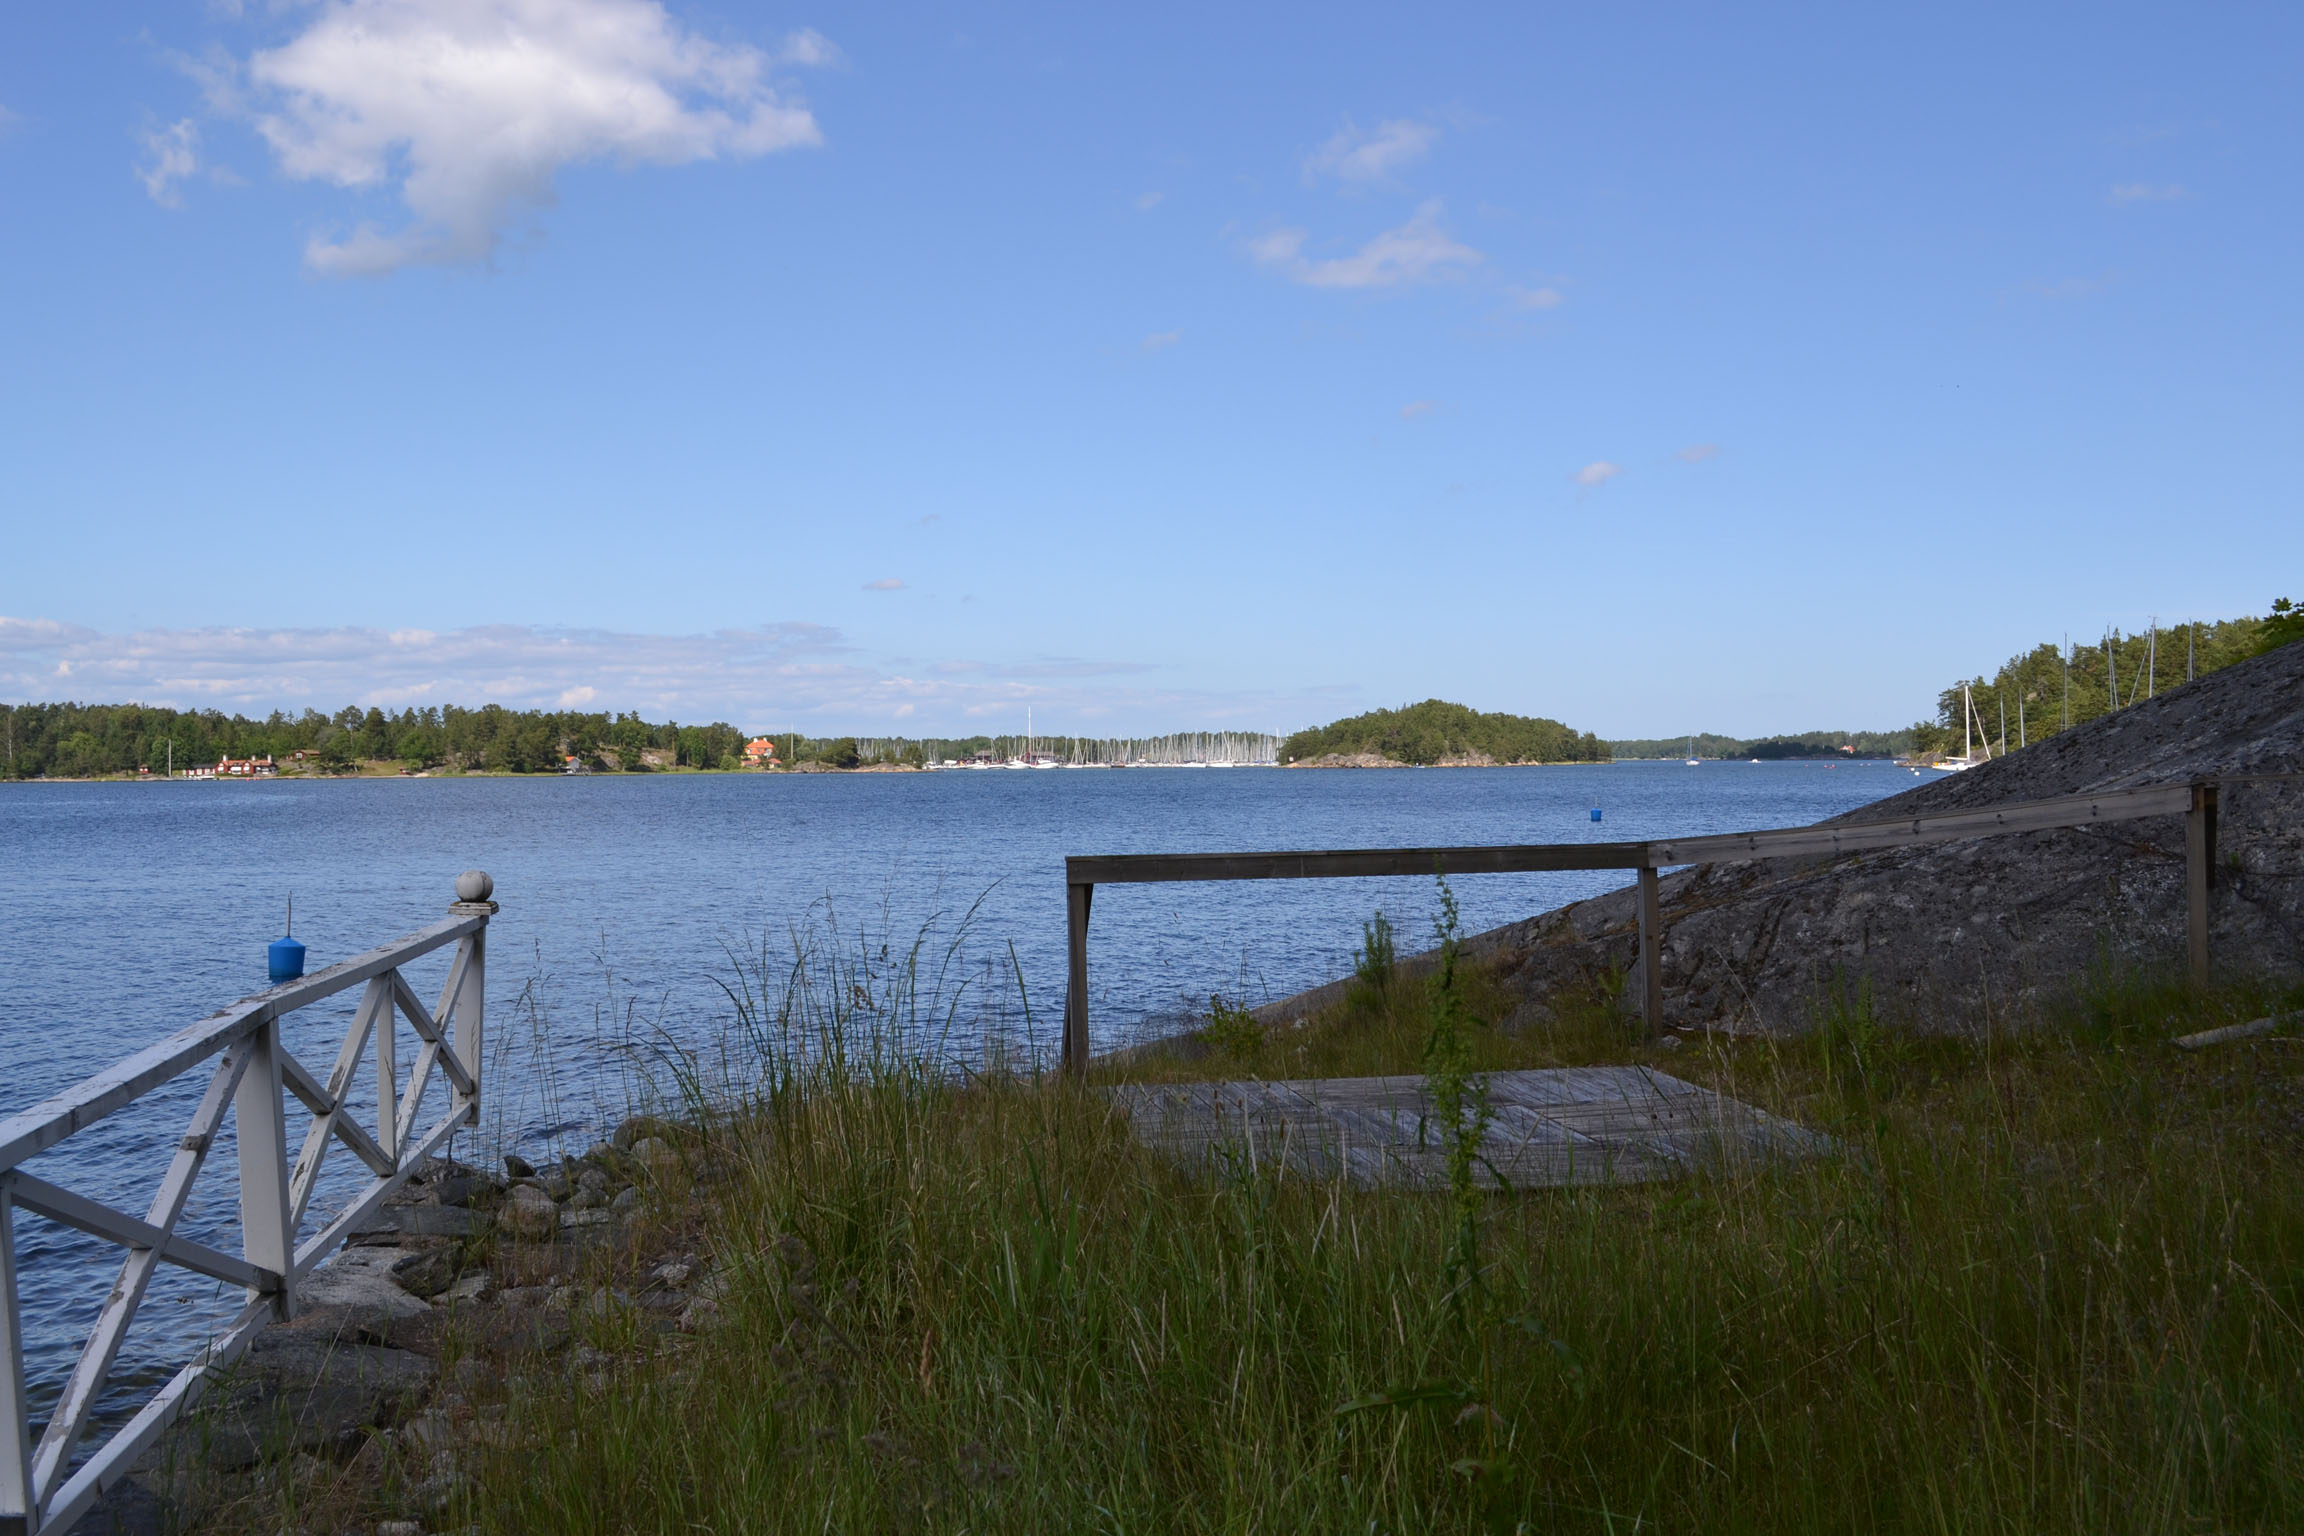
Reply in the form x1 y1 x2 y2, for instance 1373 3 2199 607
233 1014 295 1321
448 871 495 1125
0 1178 32 1536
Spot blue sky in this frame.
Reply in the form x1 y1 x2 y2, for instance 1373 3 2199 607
2 2 2297 737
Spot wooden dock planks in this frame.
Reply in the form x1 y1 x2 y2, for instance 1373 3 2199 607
1105 1066 1826 1190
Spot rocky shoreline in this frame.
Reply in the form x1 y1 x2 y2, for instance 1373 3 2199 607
83 1117 730 1536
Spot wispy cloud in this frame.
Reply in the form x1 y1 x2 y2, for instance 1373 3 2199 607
1399 400 1435 420
0 103 21 137
1674 443 1719 463
1505 284 1563 310
1575 461 1621 488
863 578 905 591
138 119 200 207
1251 200 1481 289
1141 329 1181 352
2108 182 2185 204
224 0 825 275
1134 190 1164 211
778 28 842 67
0 618 1339 729
1305 117 1438 185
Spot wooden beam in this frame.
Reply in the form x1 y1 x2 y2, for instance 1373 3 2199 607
1637 866 1663 1034
388 966 475 1099
1067 842 1650 887
0 1181 32 1536
6 1175 269 1293
30 1296 271 1536
31 1043 252 1506
291 1104 469 1277
1065 785 2198 893
234 1020 295 1325
453 927 485 1122
1064 882 1092 1078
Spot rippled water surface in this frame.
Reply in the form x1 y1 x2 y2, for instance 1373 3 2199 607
0 761 1929 1426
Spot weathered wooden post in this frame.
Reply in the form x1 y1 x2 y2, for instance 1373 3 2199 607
449 871 496 1122
233 1014 295 1322
1064 881 1093 1078
2186 783 2218 989
1636 861 1664 1033
0 1178 32 1536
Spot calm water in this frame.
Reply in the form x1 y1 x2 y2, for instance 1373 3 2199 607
0 761 1926 1428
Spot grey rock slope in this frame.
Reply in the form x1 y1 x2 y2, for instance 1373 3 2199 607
1258 641 2303 1035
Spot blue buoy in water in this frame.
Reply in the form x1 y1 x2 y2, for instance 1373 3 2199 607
268 895 305 982
1590 807 1603 822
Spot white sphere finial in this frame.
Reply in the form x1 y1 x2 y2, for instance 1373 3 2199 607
455 870 495 903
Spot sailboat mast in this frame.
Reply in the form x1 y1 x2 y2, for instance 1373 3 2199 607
1963 684 1973 761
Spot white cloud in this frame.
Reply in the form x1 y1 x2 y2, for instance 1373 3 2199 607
2109 182 2184 204
778 28 842 67
1134 190 1164 211
1251 200 1481 289
138 119 201 207
238 0 825 274
0 618 1341 729
1306 117 1438 185
0 103 20 136
1574 461 1621 488
1674 442 1719 463
863 578 905 591
1506 284 1563 310
1399 400 1434 420
1141 329 1180 352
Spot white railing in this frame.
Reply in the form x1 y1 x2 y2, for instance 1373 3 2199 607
0 872 496 1536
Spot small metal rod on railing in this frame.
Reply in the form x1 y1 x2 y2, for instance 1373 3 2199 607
0 870 496 1536
1061 780 2228 1074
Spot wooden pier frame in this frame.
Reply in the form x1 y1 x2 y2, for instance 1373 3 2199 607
1062 781 2226 1075
0 875 496 1536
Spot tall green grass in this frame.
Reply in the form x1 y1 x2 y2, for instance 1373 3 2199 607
464 928 2304 1534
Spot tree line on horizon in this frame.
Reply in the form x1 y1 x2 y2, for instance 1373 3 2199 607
0 703 751 780
10 598 2290 780
0 702 1284 779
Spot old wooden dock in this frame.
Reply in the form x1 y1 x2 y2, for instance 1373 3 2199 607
1107 1066 1825 1189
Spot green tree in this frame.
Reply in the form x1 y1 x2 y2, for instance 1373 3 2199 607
2258 597 2303 654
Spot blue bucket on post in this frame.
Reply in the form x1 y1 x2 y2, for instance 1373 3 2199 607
1591 807 1603 822
269 934 306 983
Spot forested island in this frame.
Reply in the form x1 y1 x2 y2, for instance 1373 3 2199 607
1281 700 1609 766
